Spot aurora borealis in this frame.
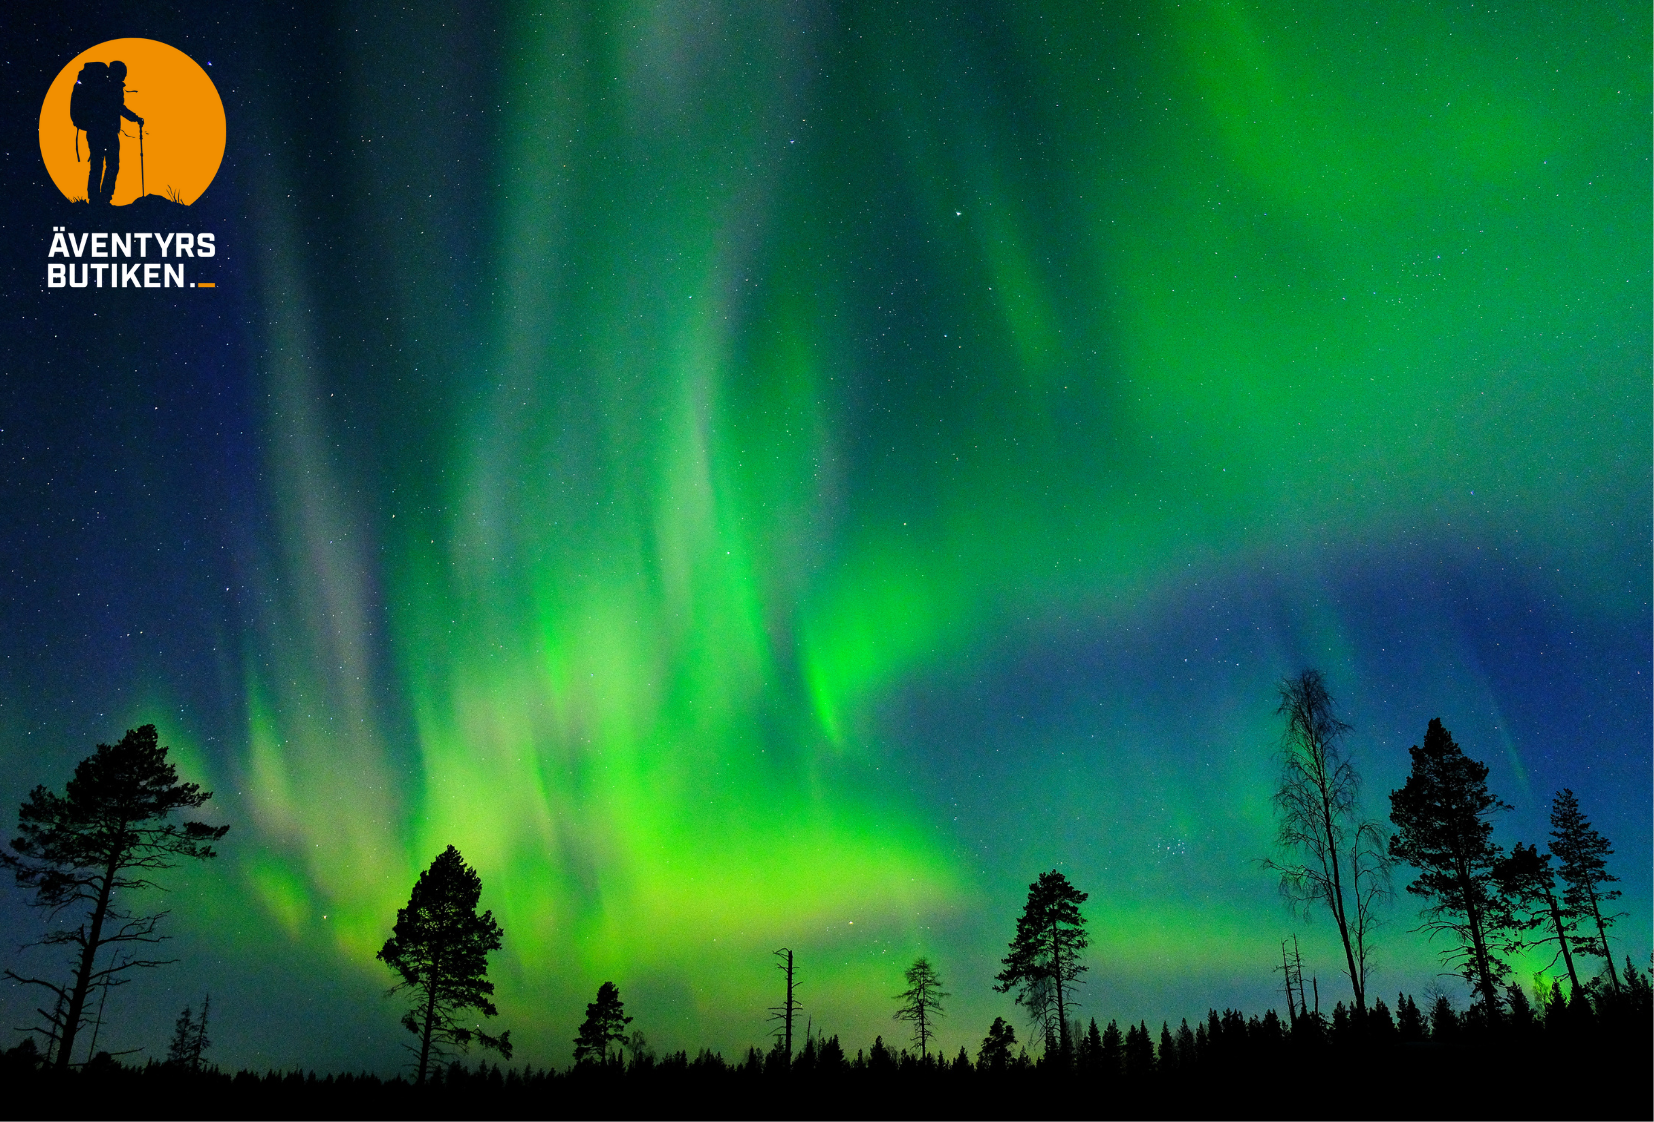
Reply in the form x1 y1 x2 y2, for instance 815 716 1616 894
2 0 1648 1073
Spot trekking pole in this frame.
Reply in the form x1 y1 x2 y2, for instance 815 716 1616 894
139 121 145 198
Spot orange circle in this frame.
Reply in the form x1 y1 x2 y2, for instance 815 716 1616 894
39 38 225 206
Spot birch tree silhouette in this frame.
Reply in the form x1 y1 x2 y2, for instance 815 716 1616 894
1263 671 1392 1015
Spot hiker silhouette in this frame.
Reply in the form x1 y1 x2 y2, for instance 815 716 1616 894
70 59 143 205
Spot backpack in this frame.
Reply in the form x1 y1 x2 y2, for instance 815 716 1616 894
69 62 109 160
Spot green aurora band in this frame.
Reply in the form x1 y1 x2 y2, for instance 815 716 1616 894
217 0 1647 1061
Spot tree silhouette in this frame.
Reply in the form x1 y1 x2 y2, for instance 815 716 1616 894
166 1005 195 1066
1100 1018 1124 1078
1548 789 1623 991
573 981 632 1066
1263 670 1393 1014
377 845 510 1083
977 1016 1016 1072
0 725 228 1068
1388 720 1511 1017
166 994 210 1070
1123 1020 1154 1078
995 870 1089 1061
767 948 801 1063
1492 842 1580 992
893 957 949 1060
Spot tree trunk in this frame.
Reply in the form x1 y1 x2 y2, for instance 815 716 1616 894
56 852 120 1069
418 959 440 1084
1050 916 1067 1061
1544 885 1580 992
1318 767 1365 1014
1457 860 1501 1018
1583 882 1620 991
783 949 794 1061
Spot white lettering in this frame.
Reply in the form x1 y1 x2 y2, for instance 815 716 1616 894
111 233 131 257
143 264 160 287
136 233 152 257
92 263 109 287
122 263 142 287
70 233 88 257
176 233 194 257
155 232 175 256
49 232 69 257
91 233 108 257
197 233 216 258
164 264 184 287
48 263 66 286
70 264 89 288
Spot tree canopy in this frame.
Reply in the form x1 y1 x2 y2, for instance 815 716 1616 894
377 845 510 1083
1388 719 1510 1016
995 870 1089 1060
573 982 633 1066
1 725 228 1067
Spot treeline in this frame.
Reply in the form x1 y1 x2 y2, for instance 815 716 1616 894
2 968 1648 1118
2 684 1649 1117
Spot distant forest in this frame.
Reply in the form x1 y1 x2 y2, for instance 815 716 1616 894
3 674 1650 1118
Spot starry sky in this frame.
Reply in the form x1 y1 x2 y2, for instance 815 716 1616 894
1 0 1648 1074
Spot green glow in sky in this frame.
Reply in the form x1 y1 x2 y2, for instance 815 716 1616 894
225 0 1648 1062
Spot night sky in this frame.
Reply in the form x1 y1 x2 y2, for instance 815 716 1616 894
1 0 1648 1074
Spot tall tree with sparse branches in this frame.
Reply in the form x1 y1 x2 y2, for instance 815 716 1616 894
1 725 229 1069
1492 843 1581 993
1388 719 1511 1018
995 870 1088 1062
1263 671 1393 1015
1548 789 1624 991
893 957 950 1059
377 845 511 1084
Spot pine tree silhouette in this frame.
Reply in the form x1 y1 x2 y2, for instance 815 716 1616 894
995 870 1089 1060
0 726 229 1068
377 846 510 1083
573 982 632 1066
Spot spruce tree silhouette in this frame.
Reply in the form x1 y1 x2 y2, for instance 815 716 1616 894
165 993 210 1070
1503 982 1536 1030
0 725 228 1068
893 957 949 1059
1388 719 1511 1017
1428 994 1459 1041
1547 789 1624 991
995 870 1089 1061
1100 1018 1124 1078
1079 1017 1103 1074
377 846 511 1083
1263 670 1393 1015
166 1004 195 1067
1123 1021 1154 1078
573 982 632 1066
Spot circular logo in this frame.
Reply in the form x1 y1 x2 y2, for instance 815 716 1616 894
39 38 225 208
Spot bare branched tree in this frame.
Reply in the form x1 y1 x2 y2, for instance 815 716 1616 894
1263 671 1393 1014
893 957 950 1059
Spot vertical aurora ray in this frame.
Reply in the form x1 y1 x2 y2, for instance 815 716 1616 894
226 0 1648 1059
